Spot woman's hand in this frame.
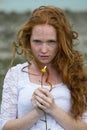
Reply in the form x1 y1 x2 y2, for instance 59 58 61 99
32 87 57 114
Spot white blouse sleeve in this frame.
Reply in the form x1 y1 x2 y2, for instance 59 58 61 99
1 66 19 129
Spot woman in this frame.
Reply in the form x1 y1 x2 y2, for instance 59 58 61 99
1 6 87 130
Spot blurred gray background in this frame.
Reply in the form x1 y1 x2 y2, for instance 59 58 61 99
0 0 87 129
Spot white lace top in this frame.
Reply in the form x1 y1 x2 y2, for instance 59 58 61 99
1 62 87 130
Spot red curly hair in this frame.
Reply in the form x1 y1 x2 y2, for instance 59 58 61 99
12 6 87 119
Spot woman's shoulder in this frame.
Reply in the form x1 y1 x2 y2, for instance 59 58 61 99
10 62 28 71
5 62 28 78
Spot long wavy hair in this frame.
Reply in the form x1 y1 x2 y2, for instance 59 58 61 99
12 6 87 119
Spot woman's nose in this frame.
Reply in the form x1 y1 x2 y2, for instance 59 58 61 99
41 43 48 53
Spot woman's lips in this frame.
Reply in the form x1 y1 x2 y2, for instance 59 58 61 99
40 55 49 59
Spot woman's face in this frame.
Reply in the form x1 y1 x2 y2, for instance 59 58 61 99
30 24 58 65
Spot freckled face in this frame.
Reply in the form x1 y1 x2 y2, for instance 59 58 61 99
30 24 58 65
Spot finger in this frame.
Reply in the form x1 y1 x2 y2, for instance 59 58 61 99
39 87 49 94
34 88 47 99
34 88 42 96
31 96 38 107
35 95 49 107
35 88 54 104
38 88 51 97
35 99 46 110
33 88 54 107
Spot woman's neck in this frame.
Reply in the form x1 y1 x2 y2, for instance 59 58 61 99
28 60 62 86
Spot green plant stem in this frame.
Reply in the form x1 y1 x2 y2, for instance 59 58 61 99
41 73 44 88
44 112 47 130
41 72 48 130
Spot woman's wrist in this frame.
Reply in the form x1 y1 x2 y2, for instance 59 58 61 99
33 107 44 118
49 103 58 116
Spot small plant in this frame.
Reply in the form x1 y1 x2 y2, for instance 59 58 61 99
40 66 51 130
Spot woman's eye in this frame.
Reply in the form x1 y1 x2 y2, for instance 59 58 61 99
32 40 57 45
34 40 42 45
47 40 57 45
